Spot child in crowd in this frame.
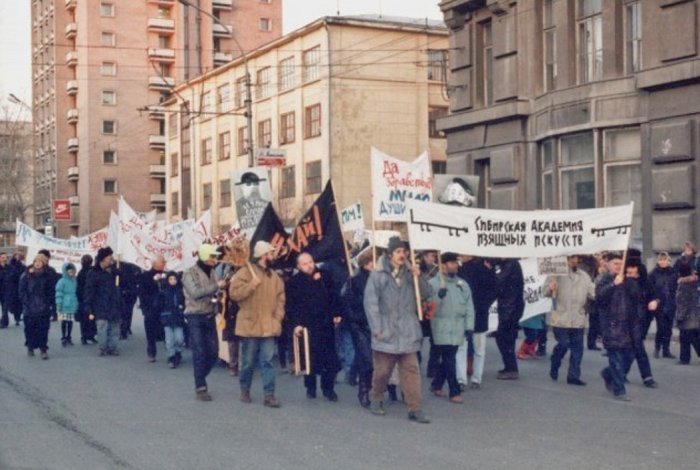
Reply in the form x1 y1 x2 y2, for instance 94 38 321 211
55 262 78 346
157 271 186 369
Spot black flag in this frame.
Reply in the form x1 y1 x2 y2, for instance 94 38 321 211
250 181 345 269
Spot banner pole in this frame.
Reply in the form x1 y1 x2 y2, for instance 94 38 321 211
620 201 634 278
329 181 353 276
410 248 423 321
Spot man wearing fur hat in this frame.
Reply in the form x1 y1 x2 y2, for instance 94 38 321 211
182 244 224 401
229 240 285 408
364 236 433 423
85 247 122 357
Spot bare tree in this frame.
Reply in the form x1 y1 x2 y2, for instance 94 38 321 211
0 104 33 226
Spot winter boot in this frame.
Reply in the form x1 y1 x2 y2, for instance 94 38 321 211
517 341 531 360
357 372 371 408
528 340 540 358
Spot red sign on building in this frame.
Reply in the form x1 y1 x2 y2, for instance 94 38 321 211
53 199 71 221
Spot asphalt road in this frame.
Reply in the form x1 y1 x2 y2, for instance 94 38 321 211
1 316 699 470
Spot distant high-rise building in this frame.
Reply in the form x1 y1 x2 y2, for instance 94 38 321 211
31 0 283 235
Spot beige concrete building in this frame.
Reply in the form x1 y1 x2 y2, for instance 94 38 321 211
165 15 449 231
438 0 700 255
30 0 282 236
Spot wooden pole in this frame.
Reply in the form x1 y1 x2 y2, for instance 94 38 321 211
372 218 377 266
410 248 423 321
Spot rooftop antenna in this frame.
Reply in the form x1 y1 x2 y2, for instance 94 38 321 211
336 0 340 15
379 0 383 18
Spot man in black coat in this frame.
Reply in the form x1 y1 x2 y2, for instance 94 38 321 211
287 253 342 401
0 251 7 328
138 255 166 361
493 258 524 380
2 253 25 327
85 247 122 356
76 254 97 344
458 256 498 388
118 261 141 339
37 249 61 321
648 252 678 358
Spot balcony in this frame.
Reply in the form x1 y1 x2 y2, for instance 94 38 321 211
150 193 166 208
67 137 79 152
67 108 78 124
66 80 78 95
65 0 76 11
147 48 176 62
212 0 233 10
148 105 165 120
65 22 77 39
65 50 78 67
147 0 174 5
148 76 175 91
67 166 79 182
69 195 80 206
214 51 233 65
149 164 166 178
149 134 166 150
147 18 175 33
212 23 233 37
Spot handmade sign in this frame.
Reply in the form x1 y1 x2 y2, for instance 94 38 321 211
406 200 634 258
371 147 432 222
433 174 480 208
232 167 272 238
340 201 364 232
538 256 569 276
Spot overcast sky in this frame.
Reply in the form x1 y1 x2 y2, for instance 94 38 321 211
0 0 442 108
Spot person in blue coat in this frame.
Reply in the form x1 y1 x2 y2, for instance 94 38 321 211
55 262 79 346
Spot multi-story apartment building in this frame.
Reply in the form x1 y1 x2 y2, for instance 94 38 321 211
164 15 449 231
438 0 700 255
30 0 282 236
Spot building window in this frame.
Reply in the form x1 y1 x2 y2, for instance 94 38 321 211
237 126 247 156
626 1 642 73
202 183 212 210
432 161 447 175
278 56 295 92
281 165 295 198
304 104 321 139
170 152 179 176
540 139 555 209
101 61 116 76
219 179 231 207
101 32 115 47
157 6 170 18
427 49 447 81
217 84 231 113
103 179 117 194
171 191 179 215
101 90 116 105
168 113 178 139
235 77 246 108
103 149 116 164
543 0 557 91
577 1 603 84
160 63 171 77
201 137 212 165
305 161 322 194
201 91 213 117
280 111 295 144
259 18 271 31
482 21 494 106
102 120 116 134
302 45 321 83
100 2 114 17
429 107 448 138
218 132 231 160
257 119 272 147
256 67 271 100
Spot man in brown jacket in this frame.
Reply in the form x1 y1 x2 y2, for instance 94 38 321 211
229 241 285 408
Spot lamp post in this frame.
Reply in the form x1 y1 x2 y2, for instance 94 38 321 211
177 0 255 168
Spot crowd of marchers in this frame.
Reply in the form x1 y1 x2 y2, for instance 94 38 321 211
1 238 699 422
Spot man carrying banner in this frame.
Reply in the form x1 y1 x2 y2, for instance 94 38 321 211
229 241 285 408
544 255 595 386
364 237 432 423
494 258 525 380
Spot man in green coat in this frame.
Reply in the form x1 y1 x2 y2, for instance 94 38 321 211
428 252 475 404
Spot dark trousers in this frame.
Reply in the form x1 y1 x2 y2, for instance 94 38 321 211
654 314 674 352
304 371 336 394
550 327 584 380
496 318 519 372
0 302 7 327
277 331 292 368
120 297 137 337
24 316 51 351
144 312 162 358
187 315 219 390
602 348 633 396
80 316 97 341
431 344 460 397
523 327 540 344
587 310 601 348
679 329 700 364
625 322 653 381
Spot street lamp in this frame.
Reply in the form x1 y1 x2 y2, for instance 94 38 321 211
176 0 255 168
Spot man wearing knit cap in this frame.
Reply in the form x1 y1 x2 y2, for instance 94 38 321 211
364 236 433 423
182 243 225 402
229 240 285 408
85 247 122 356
